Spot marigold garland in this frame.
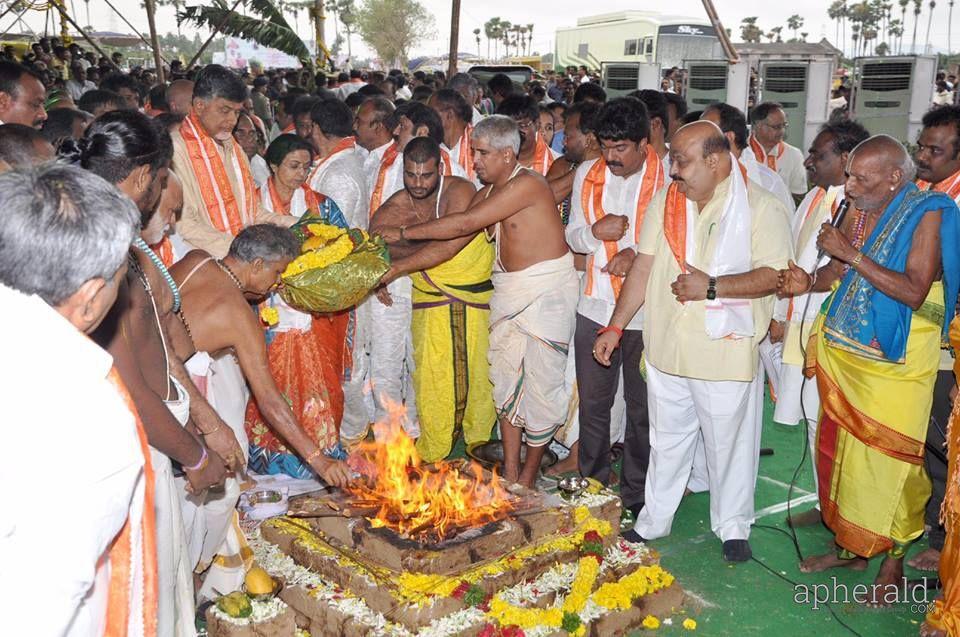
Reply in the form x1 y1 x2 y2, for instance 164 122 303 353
283 233 354 278
259 306 279 326
642 615 661 629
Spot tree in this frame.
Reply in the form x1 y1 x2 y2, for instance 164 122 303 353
888 19 904 51
526 23 534 55
911 0 922 52
787 14 804 40
924 0 936 51
739 17 763 43
178 0 311 63
356 0 434 67
948 0 955 53
473 27 481 57
828 0 846 52
499 20 511 57
772 26 784 42
484 17 500 59
876 40 890 53
800 31 809 41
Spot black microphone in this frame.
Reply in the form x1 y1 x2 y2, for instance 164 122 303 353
816 198 850 260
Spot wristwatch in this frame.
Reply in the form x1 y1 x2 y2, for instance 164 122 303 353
706 276 717 301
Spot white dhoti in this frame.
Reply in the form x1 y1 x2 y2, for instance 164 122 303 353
636 362 763 542
179 351 250 601
488 253 579 447
555 341 627 449
368 276 419 438
340 299 374 447
758 334 782 399
154 377 198 637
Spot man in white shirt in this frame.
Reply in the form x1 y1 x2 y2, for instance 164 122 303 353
567 98 667 516
0 164 150 637
743 102 808 202
307 98 373 442
448 72 485 125
65 62 96 101
357 97 397 190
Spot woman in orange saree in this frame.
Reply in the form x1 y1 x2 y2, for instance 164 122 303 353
245 134 350 478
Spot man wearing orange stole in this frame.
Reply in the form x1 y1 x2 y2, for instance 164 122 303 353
173 64 294 259
497 94 559 177
912 105 960 575
778 135 960 604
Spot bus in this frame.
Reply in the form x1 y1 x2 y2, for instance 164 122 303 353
555 11 722 72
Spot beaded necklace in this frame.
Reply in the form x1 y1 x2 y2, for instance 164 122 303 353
215 259 244 291
133 237 181 314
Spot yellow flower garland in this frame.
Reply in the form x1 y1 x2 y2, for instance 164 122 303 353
283 234 354 278
591 564 674 611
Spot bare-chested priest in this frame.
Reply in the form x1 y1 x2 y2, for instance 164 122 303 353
170 225 352 489
369 136 494 463
379 116 579 488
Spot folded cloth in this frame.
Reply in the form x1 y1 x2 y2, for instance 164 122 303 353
488 252 579 447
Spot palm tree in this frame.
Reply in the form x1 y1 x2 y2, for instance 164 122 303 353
876 40 890 53
499 20 512 59
911 0 922 52
526 23 534 55
828 0 846 50
473 27 481 57
772 26 784 42
484 18 499 60
924 0 936 52
898 0 909 51
739 17 763 43
888 19 904 51
787 14 804 40
518 25 527 57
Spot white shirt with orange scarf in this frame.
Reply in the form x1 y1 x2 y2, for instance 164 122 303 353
566 147 666 330
743 135 808 196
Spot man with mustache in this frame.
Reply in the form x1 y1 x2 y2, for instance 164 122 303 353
594 121 792 562
0 60 47 128
370 136 493 462
772 120 869 529
567 97 666 522
908 105 960 575
778 135 960 605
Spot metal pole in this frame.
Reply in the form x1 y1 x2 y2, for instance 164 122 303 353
101 0 169 64
186 0 245 69
700 0 740 63
143 0 166 81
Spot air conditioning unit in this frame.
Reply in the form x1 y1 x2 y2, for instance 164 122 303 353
601 62 662 97
759 59 834 152
683 59 749 115
851 55 936 144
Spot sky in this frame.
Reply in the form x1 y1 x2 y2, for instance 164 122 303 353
4 0 954 62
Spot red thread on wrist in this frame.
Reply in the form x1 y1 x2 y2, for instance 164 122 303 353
597 325 624 339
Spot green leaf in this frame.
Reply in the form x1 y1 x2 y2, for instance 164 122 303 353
179 0 311 62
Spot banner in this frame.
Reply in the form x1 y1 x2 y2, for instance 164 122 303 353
222 37 301 70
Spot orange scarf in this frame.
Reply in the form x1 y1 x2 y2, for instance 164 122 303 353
440 148 455 176
180 112 258 236
104 368 158 637
149 236 174 268
917 168 960 201
282 123 296 134
264 177 324 216
665 162 749 273
369 142 400 218
455 124 475 180
749 135 784 172
532 133 555 176
581 146 665 299
308 136 356 184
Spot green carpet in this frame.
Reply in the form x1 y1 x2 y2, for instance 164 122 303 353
455 396 937 635
623 397 936 636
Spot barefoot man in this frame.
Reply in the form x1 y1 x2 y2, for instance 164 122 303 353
370 136 494 462
778 135 960 604
379 115 579 488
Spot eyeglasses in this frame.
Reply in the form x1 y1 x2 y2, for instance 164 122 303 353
762 121 789 132
516 119 535 131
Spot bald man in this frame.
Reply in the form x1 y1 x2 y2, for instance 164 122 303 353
167 79 194 117
778 135 960 605
594 121 792 562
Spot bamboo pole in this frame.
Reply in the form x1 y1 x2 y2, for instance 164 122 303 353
447 0 460 80
700 0 740 63
143 0 165 81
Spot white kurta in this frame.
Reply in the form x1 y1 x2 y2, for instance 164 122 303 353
743 141 808 196
249 154 271 188
310 145 373 438
0 284 144 637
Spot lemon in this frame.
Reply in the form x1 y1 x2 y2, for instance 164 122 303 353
244 566 275 595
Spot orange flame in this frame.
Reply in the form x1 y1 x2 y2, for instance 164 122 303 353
346 402 514 543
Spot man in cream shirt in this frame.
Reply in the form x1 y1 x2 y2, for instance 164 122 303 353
594 121 792 562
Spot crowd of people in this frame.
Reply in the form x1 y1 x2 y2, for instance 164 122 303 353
0 33 959 637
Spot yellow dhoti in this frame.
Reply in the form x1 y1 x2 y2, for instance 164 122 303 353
411 233 496 462
814 283 941 557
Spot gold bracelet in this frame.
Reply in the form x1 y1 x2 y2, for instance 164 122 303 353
851 251 864 268
305 448 323 464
